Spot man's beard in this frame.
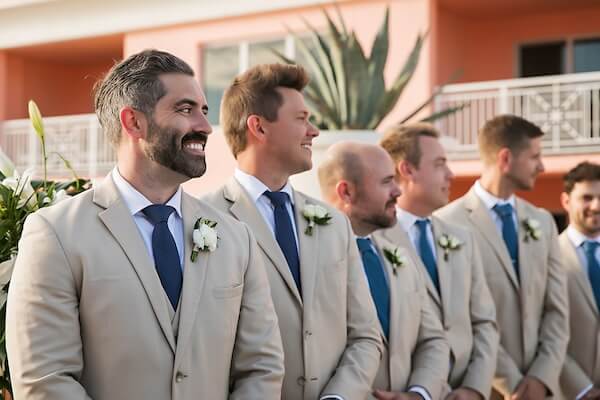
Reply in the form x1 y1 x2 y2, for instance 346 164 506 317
144 118 207 179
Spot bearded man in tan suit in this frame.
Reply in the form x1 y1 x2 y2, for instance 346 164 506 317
318 142 450 400
558 161 600 400
203 64 382 400
6 50 284 400
374 123 499 400
437 115 569 399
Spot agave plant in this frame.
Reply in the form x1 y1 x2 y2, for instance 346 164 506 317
273 6 461 130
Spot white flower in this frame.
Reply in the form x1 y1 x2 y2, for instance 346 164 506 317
383 246 406 274
448 236 460 248
191 218 218 261
303 204 317 219
522 218 542 242
527 219 541 229
0 148 15 178
438 235 449 248
302 204 332 235
437 233 463 261
3 169 36 209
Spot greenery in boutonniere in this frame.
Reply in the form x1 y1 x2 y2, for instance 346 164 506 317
302 204 332 235
522 217 542 242
0 100 91 398
437 233 462 262
382 246 407 275
191 217 218 261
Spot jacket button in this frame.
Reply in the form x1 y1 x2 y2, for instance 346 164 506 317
175 371 187 383
297 376 306 386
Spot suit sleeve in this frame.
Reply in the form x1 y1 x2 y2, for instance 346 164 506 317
561 354 594 399
526 212 569 396
408 263 450 400
229 224 285 399
460 233 500 398
6 213 93 399
320 216 383 400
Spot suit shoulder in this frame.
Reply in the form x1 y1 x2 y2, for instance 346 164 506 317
33 188 97 225
516 197 555 227
188 194 250 235
432 215 471 241
435 195 469 219
294 191 347 222
200 185 228 208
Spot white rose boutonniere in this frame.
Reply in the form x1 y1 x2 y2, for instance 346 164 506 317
382 247 407 275
191 217 218 261
302 204 332 235
437 233 462 261
522 217 542 242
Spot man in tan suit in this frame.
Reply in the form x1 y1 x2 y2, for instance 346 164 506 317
6 50 284 399
375 123 499 400
318 142 450 400
203 64 382 400
558 161 600 400
437 115 569 399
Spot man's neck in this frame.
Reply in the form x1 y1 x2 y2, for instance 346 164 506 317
479 171 514 200
117 162 181 204
237 157 289 192
396 196 432 218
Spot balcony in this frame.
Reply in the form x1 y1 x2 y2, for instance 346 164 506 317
435 71 600 159
0 113 114 179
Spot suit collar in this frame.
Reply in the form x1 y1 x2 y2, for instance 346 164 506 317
233 168 295 205
224 178 303 305
430 216 454 322
560 231 599 315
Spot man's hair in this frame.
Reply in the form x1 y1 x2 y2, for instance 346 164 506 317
478 114 544 163
379 122 440 167
94 49 194 145
318 147 364 198
220 63 310 158
563 161 600 194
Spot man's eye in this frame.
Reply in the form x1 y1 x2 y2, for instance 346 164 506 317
180 107 192 114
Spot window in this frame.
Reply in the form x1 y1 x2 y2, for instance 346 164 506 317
202 36 313 124
574 38 600 73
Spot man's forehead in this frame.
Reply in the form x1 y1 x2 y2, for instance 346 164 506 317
158 73 206 103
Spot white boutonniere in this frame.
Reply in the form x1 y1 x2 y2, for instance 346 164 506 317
382 247 407 275
437 234 462 261
191 217 218 261
302 204 332 236
522 217 542 242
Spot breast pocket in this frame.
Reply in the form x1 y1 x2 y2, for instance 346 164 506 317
212 283 244 299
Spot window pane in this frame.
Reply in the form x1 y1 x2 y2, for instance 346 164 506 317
248 39 285 68
574 38 600 73
203 45 239 124
519 42 565 77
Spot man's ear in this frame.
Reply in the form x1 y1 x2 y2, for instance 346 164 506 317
335 180 355 205
120 106 146 140
497 147 512 173
397 160 416 182
560 191 570 214
246 115 266 144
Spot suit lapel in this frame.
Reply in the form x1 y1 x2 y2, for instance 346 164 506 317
515 199 532 299
560 233 598 315
382 222 442 307
224 178 302 305
294 192 317 311
94 176 176 353
174 193 210 361
464 189 520 291
431 217 453 322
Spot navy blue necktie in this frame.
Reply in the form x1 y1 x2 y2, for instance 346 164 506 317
493 203 520 280
263 191 301 292
356 238 390 338
583 241 600 312
415 219 440 293
142 205 183 310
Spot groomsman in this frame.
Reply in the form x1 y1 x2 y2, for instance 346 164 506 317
558 161 600 400
203 64 382 400
319 141 450 400
437 115 569 399
376 123 499 400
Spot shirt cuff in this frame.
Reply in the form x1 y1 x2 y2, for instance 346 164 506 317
320 396 344 400
576 384 594 400
409 385 432 400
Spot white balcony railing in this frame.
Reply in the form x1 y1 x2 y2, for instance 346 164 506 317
435 71 600 159
0 113 115 179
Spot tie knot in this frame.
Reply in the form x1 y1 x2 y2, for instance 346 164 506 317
264 190 290 207
415 218 430 233
142 204 175 225
583 240 600 255
493 203 514 218
356 238 373 253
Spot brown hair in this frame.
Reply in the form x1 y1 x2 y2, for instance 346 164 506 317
379 122 440 167
478 114 544 163
220 63 310 157
563 161 600 194
94 49 194 146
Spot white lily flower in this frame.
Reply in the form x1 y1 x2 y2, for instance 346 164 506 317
0 148 15 178
303 204 317 219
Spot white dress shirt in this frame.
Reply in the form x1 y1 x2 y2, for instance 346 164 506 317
111 168 185 268
566 226 600 400
234 168 299 249
472 180 518 235
397 207 438 260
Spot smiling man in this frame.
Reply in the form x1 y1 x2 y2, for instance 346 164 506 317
6 49 284 400
558 161 600 400
204 63 383 400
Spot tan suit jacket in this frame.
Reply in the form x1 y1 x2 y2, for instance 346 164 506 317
378 215 499 398
203 178 383 400
369 233 450 400
558 230 600 399
437 188 569 398
6 176 284 400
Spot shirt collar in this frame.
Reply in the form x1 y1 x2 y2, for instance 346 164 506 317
111 167 182 218
234 168 295 205
396 206 429 232
473 180 516 210
566 225 600 248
